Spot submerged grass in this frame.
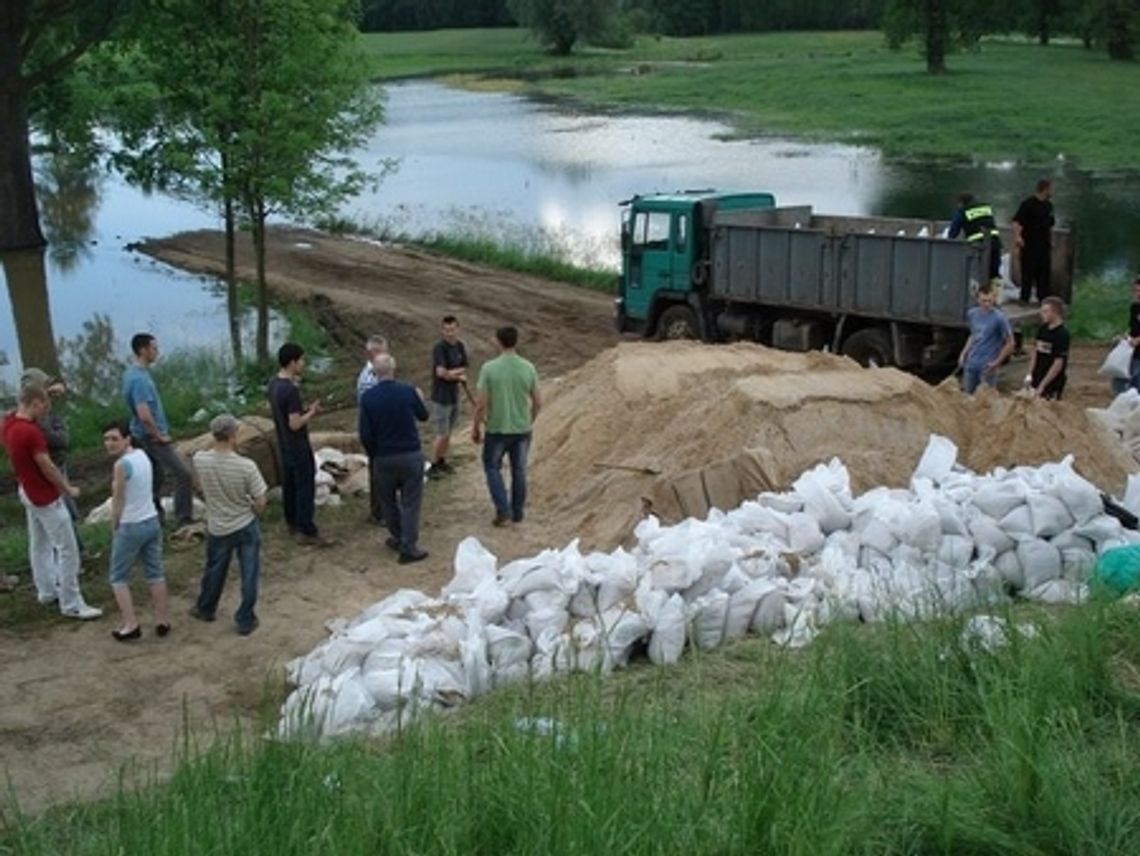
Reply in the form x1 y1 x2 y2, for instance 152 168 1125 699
6 602 1140 853
362 29 1140 170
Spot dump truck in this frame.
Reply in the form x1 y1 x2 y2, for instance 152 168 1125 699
615 190 1077 371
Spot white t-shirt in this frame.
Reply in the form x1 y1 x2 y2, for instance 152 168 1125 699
119 448 157 524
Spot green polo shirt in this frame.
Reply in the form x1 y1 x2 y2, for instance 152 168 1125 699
477 353 538 435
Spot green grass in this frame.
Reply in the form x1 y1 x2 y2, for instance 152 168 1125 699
361 29 1140 170
6 602 1140 852
1069 274 1134 342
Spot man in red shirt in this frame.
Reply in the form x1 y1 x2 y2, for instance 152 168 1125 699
2 384 101 619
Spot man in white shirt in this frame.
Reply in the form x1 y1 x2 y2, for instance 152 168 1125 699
355 334 388 523
190 413 268 636
103 421 169 641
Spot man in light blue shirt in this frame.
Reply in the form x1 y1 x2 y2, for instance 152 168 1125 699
122 333 194 526
958 286 1015 394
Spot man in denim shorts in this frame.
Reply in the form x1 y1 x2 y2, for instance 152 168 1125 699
429 316 469 476
103 421 170 641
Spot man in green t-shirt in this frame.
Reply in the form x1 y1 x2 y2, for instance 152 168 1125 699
472 326 541 526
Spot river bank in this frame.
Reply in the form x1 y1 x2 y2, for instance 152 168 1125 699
361 29 1140 171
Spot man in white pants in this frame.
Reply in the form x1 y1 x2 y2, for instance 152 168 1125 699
1 384 101 619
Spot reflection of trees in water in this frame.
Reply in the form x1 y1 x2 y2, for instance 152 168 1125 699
35 143 103 273
56 313 127 401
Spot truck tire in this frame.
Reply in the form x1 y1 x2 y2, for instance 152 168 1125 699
656 305 699 341
842 328 893 368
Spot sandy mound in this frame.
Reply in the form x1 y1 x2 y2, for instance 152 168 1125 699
529 342 1135 549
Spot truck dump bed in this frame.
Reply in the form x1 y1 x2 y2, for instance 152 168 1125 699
710 206 1073 328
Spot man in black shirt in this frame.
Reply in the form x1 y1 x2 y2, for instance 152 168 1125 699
1012 178 1055 304
267 342 329 547
1024 297 1070 400
429 315 469 476
1112 277 1140 395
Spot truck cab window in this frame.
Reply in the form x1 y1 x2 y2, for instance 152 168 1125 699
632 211 671 251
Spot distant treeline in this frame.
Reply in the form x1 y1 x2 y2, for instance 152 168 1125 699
360 0 514 30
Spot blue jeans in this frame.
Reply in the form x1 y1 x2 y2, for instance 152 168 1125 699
1111 355 1140 395
196 519 261 630
109 517 164 586
482 433 531 521
373 451 425 554
962 366 999 395
280 448 317 536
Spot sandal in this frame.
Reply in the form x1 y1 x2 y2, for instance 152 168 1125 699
155 623 172 638
112 626 142 642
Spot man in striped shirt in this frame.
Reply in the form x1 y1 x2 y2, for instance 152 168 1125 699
190 414 268 636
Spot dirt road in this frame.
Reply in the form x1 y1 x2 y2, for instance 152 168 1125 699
0 227 1124 814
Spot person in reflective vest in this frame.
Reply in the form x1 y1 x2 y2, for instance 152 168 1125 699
949 193 1003 281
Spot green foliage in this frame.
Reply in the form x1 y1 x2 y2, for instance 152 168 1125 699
1067 274 1133 341
884 0 997 73
1098 0 1140 59
359 0 514 30
5 604 1140 851
507 0 616 54
631 0 887 37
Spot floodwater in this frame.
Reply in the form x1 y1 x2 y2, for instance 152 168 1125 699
4 79 1139 391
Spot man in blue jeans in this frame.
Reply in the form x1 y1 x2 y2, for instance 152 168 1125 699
959 284 1015 394
359 354 430 564
190 413 268 635
472 326 541 527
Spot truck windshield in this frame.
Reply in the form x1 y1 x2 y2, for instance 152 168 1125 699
633 211 671 250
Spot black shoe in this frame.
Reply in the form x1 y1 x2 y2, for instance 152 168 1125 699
112 626 142 642
512 512 525 523
398 548 429 565
384 536 401 552
237 617 260 636
189 606 215 623
297 533 335 548
492 514 511 528
155 623 172 638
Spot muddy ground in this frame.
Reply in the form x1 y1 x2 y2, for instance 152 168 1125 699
0 227 1123 814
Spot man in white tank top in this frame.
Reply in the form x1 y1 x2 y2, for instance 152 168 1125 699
103 421 170 641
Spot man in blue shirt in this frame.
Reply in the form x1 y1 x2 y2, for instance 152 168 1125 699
358 353 430 564
121 333 194 527
958 285 1015 394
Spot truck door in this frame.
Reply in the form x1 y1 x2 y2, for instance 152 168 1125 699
624 209 674 321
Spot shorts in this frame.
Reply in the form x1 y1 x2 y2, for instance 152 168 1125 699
109 517 164 586
431 402 459 437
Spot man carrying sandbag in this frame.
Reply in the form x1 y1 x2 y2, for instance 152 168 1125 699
1110 277 1140 395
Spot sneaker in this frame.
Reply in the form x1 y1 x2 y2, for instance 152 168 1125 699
297 534 335 548
61 603 103 620
237 617 260 636
398 548 429 565
512 512 525 524
189 606 216 623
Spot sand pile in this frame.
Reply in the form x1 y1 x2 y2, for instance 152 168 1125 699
529 342 1135 549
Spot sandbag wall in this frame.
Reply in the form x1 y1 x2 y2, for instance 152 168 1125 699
279 435 1140 740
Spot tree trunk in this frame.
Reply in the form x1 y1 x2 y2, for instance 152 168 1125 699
924 0 948 75
0 85 46 251
2 247 60 377
251 205 269 364
223 190 243 365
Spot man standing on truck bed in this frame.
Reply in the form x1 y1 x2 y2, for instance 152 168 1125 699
1012 179 1055 304
959 285 1015 394
949 193 1003 281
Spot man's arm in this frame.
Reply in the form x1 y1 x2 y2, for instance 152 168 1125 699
958 335 974 368
412 388 429 422
987 330 1016 372
1024 345 1039 387
286 387 318 432
134 401 167 443
1036 356 1065 395
110 460 126 531
357 399 375 458
247 466 269 515
530 385 542 421
947 210 965 240
33 451 78 498
471 389 488 443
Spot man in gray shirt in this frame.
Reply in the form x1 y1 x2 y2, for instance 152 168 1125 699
189 413 268 636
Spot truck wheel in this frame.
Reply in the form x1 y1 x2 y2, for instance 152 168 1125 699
842 328 893 368
656 305 699 341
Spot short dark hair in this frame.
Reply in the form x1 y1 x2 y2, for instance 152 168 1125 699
957 192 975 207
101 420 131 440
130 333 155 355
495 326 518 349
1036 178 1052 193
277 342 305 368
1042 296 1065 317
441 315 458 325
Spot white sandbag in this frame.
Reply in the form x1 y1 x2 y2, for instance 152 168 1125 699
994 550 1024 589
1025 579 1087 605
1027 493 1075 539
913 434 958 482
1073 514 1125 545
459 619 491 698
786 512 825 555
1098 339 1134 379
1124 474 1140 517
647 594 687 665
444 537 498 597
968 516 1016 555
590 547 638 611
972 482 1026 519
1060 546 1097 579
1017 539 1063 590
899 501 943 552
937 535 975 568
932 498 969 536
524 587 572 614
687 590 730 651
415 657 469 704
792 460 853 534
348 589 436 628
728 502 790 542
999 505 1033 539
568 619 609 673
600 607 650 667
525 607 570 641
718 564 752 595
484 624 532 670
757 492 803 514
771 600 821 648
1042 459 1103 524
751 590 788 634
859 518 897 555
725 578 781 640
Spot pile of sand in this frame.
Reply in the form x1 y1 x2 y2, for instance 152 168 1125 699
529 342 1136 549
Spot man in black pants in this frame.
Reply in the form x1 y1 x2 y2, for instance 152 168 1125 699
949 193 1003 281
267 342 330 547
1024 297 1070 400
1013 178 1055 304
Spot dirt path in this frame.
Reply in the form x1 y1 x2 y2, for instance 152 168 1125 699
0 227 1125 814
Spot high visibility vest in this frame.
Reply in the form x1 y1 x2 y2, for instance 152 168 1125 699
963 203 1001 242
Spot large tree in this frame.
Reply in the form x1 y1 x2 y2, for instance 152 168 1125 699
1098 0 1140 59
0 0 128 252
507 0 614 54
883 0 991 73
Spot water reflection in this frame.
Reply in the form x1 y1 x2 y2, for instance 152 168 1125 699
36 146 102 273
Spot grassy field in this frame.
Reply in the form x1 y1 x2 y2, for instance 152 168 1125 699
5 600 1140 852
361 29 1140 170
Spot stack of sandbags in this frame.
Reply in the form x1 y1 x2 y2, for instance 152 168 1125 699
279 435 1139 741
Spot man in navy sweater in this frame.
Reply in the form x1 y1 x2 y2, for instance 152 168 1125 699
358 353 430 564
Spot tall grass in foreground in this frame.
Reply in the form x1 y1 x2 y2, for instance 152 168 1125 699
6 602 1140 854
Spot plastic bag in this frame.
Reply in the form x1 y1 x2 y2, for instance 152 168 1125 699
647 594 687 665
1098 339 1134 379
912 435 958 483
1091 544 1140 595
